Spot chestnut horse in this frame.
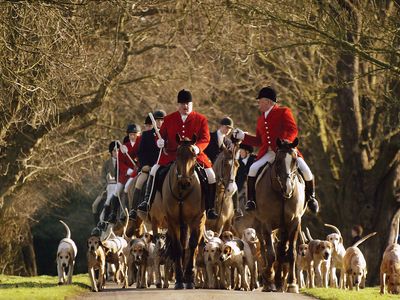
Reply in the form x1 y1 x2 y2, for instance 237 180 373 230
163 134 206 289
254 138 305 293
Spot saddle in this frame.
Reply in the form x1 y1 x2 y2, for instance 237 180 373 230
153 163 208 198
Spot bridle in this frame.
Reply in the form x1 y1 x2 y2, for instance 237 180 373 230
274 148 298 199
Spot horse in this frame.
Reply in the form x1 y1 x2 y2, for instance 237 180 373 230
206 145 239 234
162 134 206 289
254 138 305 293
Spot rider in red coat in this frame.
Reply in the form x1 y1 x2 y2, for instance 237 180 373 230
233 87 319 213
137 89 219 219
104 123 141 224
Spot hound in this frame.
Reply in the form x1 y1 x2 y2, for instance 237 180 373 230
343 232 377 291
296 231 309 289
56 220 77 285
305 227 333 288
128 238 149 288
87 235 106 292
220 230 234 243
324 223 346 288
220 240 249 291
241 228 259 290
203 229 223 289
153 233 172 288
380 217 400 294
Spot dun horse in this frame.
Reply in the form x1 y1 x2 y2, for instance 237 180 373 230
206 145 239 234
255 138 305 293
163 134 206 289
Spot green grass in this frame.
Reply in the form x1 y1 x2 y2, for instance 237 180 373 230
302 287 398 300
0 274 91 300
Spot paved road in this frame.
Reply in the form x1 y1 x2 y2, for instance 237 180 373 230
70 283 316 300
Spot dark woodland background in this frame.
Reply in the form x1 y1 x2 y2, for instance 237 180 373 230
0 0 399 285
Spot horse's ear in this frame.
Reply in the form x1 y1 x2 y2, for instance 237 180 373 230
176 133 181 144
291 137 299 148
276 138 282 148
192 134 197 144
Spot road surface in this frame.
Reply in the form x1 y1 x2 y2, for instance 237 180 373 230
70 283 316 300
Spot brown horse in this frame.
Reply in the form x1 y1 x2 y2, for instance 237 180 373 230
254 138 305 293
206 145 239 234
162 134 206 289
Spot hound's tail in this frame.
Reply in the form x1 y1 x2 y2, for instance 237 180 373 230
353 231 377 248
59 220 71 239
392 217 400 245
324 223 342 237
305 227 314 241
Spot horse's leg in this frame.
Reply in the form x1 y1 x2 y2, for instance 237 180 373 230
275 229 287 292
261 230 277 292
168 227 184 289
286 220 300 293
184 226 200 289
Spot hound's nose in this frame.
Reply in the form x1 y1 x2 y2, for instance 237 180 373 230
323 252 330 260
62 263 67 267
354 279 359 284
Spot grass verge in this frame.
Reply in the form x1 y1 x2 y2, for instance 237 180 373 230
0 274 91 300
302 287 398 300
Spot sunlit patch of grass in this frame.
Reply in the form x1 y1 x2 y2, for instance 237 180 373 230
0 274 91 300
302 287 398 300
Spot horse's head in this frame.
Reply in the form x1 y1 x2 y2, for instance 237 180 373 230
216 145 239 186
274 138 299 199
175 133 197 190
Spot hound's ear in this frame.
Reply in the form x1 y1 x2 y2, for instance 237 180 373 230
291 137 299 148
340 236 343 244
192 134 197 144
277 138 282 148
226 246 232 255
176 133 181 144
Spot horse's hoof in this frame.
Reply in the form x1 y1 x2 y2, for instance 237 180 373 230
262 283 277 292
156 283 162 288
58 282 63 286
185 282 195 289
175 282 184 289
287 284 299 293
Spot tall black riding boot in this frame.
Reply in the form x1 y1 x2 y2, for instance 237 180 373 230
107 195 120 223
232 192 243 218
206 182 218 219
305 178 319 214
245 176 257 211
137 175 154 213
128 188 142 220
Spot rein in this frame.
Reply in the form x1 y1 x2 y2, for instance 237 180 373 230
271 150 298 199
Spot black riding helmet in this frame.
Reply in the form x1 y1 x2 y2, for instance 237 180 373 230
153 109 166 120
126 123 141 134
108 141 120 153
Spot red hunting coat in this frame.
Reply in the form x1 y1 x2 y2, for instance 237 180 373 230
243 105 303 160
158 111 212 168
118 135 141 184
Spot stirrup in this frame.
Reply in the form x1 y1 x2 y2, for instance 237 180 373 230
206 208 218 219
245 200 256 211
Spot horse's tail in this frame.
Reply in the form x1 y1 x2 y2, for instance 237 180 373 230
352 231 377 248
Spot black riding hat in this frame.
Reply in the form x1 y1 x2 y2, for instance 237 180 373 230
108 141 120 153
153 109 166 119
256 86 277 102
177 89 192 103
144 116 152 125
126 123 141 133
220 117 234 128
239 143 254 153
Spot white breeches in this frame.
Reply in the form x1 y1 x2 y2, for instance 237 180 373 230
124 177 135 193
150 164 216 184
111 183 124 199
248 151 276 177
297 157 313 181
248 151 313 181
